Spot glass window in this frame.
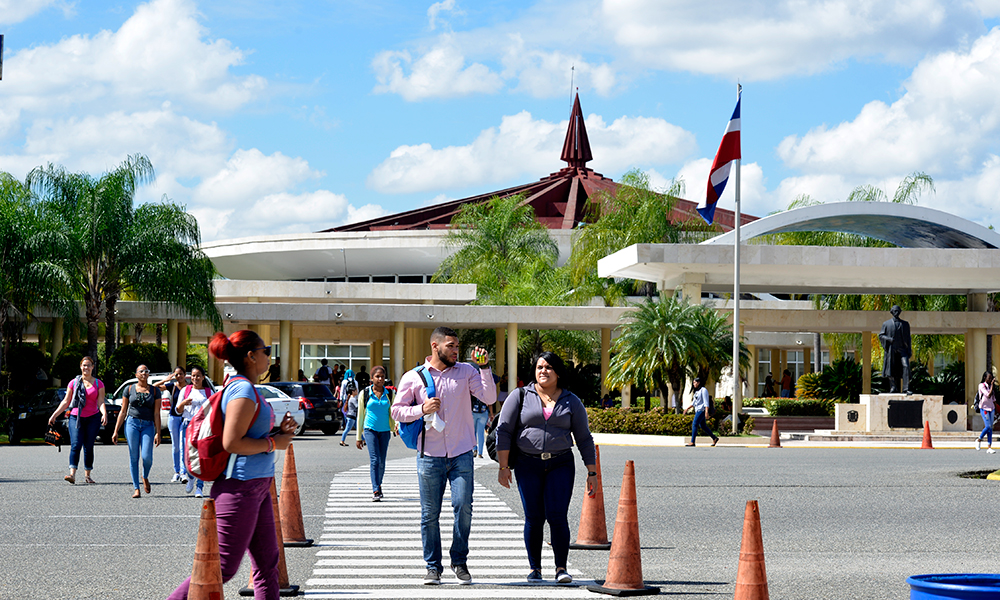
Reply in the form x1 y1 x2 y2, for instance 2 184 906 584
329 345 350 359
757 349 771 397
300 343 381 377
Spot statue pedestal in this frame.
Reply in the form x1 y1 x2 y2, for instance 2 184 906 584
860 394 946 432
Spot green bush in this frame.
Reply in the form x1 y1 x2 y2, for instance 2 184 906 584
4 343 52 393
587 407 754 436
818 357 862 403
763 398 835 416
107 343 170 386
796 372 822 399
53 342 98 384
742 397 767 408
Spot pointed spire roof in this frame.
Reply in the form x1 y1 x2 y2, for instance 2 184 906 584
560 93 593 168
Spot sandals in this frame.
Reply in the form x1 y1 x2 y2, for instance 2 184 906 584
339 442 348 447
142 478 151 494
64 474 75 485
85 476 96 484
132 489 141 499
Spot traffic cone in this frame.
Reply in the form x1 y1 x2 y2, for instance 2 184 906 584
279 444 313 547
239 478 300 597
921 421 933 449
768 421 781 448
587 461 659 596
188 499 223 600
734 500 769 600
571 445 611 550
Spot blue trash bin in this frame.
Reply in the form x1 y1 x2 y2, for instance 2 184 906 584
907 574 1000 599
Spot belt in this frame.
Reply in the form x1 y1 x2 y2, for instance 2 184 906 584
522 449 570 461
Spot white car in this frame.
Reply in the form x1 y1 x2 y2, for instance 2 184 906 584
255 384 306 436
111 373 217 432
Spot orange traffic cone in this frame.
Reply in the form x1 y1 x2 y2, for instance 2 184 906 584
734 500 769 600
239 478 300 597
571 445 611 550
188 499 223 600
587 461 659 596
279 444 313 547
921 421 933 449
768 421 781 448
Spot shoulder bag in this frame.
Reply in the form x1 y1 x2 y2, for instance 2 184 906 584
485 387 525 465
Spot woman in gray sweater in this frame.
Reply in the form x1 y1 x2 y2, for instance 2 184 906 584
494 351 596 584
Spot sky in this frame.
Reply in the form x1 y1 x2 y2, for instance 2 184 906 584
1 0 999 242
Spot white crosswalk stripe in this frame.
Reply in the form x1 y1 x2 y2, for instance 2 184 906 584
302 457 597 598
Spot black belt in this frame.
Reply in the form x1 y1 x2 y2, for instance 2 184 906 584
521 449 570 461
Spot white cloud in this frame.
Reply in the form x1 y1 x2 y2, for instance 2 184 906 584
501 34 616 98
674 158 769 214
778 28 1000 177
368 110 695 193
428 0 460 31
372 35 503 101
194 149 320 207
0 0 266 130
601 0 985 81
0 0 70 25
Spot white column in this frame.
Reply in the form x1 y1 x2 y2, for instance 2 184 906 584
279 320 291 381
167 319 178 371
600 328 611 397
393 322 405 386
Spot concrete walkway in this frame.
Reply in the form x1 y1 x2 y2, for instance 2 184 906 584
592 431 988 449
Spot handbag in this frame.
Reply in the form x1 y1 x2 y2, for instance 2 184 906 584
44 426 64 452
486 387 525 465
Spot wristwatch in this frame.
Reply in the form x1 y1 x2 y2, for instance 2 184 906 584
587 471 597 477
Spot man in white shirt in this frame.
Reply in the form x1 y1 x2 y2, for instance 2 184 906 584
684 376 719 447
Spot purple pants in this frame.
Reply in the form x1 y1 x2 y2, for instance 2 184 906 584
167 477 279 600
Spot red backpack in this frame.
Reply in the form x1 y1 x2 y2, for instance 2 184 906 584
185 375 261 482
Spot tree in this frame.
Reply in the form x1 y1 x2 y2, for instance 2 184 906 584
568 170 713 305
0 173 73 382
606 294 709 412
28 155 222 373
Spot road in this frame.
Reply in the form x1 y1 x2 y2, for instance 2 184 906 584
1 432 998 599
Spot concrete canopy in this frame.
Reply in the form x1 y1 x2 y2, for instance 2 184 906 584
704 202 1000 249
597 244 1000 295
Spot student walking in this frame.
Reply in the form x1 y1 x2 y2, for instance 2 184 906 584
159 366 188 483
167 330 298 600
976 372 997 453
48 356 107 485
391 327 496 585
356 365 396 501
684 376 719 447
112 364 162 498
494 352 597 584
175 366 212 497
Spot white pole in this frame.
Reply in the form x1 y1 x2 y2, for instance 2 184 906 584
731 86 742 435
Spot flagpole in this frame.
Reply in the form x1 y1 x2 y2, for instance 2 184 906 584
731 85 742 435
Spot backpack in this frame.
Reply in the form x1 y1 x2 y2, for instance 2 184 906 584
185 375 262 482
707 395 716 416
399 366 434 453
975 388 982 412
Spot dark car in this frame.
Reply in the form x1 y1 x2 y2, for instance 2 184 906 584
269 382 341 435
7 388 122 445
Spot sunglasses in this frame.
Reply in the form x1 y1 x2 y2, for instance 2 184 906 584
256 346 272 357
137 369 150 374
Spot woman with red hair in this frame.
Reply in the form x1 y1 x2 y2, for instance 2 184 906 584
167 330 298 600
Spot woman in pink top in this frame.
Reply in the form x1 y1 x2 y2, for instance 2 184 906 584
976 372 997 453
48 356 107 484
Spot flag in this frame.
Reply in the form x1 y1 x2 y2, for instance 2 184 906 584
697 90 741 225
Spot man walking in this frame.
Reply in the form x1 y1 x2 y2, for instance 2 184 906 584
391 327 496 585
684 376 719 447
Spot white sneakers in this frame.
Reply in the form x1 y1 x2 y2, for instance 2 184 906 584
171 473 181 483
977 438 982 451
186 478 195 494
988 448 996 454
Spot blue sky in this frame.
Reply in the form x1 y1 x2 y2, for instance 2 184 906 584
1 0 999 241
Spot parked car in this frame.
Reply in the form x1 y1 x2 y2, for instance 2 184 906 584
268 381 341 435
7 387 122 445
255 384 306 436
110 374 216 434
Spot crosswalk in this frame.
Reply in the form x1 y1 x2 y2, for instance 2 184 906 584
303 457 598 598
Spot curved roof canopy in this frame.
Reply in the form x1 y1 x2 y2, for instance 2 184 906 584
703 202 1000 249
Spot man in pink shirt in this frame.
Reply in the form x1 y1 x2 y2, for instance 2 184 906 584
391 326 496 586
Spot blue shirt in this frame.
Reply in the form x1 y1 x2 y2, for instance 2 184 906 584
362 387 393 432
221 376 275 481
692 387 710 413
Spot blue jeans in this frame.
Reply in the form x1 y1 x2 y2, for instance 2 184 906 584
125 417 155 490
514 451 575 570
179 419 204 492
341 417 357 443
981 409 994 446
68 414 101 471
691 409 717 445
417 450 474 571
472 410 489 455
168 414 185 475
364 429 391 493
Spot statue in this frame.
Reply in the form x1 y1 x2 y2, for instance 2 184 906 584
878 305 912 394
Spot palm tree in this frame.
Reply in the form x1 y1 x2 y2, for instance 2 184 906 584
0 173 74 377
568 169 713 305
28 155 221 369
605 294 705 412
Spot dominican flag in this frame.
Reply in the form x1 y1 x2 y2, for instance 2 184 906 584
697 89 741 225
